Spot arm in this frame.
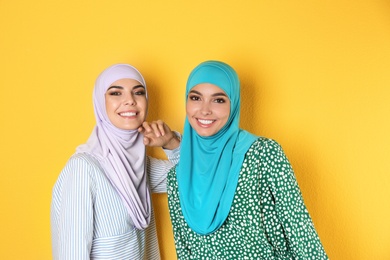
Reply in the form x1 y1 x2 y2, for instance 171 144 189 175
147 153 177 193
264 140 328 259
141 120 181 192
147 132 180 192
51 156 94 259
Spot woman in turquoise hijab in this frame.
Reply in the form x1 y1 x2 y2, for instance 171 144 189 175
167 60 328 259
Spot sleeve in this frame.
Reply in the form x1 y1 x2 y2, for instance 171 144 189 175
51 156 95 260
265 140 328 259
163 130 181 165
147 144 180 193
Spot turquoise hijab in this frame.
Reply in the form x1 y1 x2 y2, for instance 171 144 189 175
177 60 257 235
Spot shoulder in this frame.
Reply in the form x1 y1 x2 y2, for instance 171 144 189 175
248 137 284 155
70 152 101 163
55 153 105 187
247 137 291 173
65 153 103 171
51 154 105 213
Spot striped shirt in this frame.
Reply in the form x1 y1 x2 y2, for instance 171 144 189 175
51 148 179 260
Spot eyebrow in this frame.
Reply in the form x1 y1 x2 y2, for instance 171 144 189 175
107 84 145 91
189 89 228 97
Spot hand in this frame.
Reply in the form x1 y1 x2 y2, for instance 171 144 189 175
138 120 180 150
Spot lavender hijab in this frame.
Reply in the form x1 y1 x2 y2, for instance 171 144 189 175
76 64 150 230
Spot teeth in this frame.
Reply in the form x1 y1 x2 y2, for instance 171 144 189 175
120 112 136 116
198 119 213 125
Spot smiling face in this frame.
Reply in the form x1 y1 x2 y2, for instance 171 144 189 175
186 83 230 137
105 78 147 130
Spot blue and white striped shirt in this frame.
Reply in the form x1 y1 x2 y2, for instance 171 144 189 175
51 148 179 260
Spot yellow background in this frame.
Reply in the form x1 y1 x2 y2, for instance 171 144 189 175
1 0 389 259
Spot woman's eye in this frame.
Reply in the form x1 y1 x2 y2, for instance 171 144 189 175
109 91 121 96
134 90 146 96
214 98 226 103
189 95 200 101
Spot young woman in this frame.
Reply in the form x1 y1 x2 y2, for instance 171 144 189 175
51 64 180 259
167 60 328 259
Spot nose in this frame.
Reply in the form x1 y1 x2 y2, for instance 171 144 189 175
200 102 211 115
124 93 135 106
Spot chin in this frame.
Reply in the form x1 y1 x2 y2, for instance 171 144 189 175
116 124 141 131
196 130 215 137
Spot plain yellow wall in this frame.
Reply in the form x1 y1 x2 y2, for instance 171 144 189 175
1 0 390 259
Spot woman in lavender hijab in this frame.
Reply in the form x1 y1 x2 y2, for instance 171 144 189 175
50 64 180 259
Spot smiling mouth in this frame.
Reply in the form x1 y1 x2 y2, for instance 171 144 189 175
119 112 137 117
197 119 215 125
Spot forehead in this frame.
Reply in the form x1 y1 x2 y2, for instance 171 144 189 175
109 78 143 87
190 83 227 95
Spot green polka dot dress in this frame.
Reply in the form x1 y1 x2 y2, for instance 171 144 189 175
167 137 328 260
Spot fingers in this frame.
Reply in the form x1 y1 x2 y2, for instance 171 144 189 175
156 120 166 136
141 120 176 148
143 136 150 145
142 120 166 137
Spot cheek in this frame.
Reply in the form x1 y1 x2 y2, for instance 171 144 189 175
139 98 148 113
186 103 195 116
216 105 230 121
105 98 118 113
221 103 231 117
105 99 112 114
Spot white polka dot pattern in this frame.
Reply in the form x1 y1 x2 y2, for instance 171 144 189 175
167 138 328 259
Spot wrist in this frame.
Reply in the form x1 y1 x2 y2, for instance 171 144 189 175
163 132 181 150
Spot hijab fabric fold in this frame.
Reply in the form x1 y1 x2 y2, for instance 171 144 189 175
177 60 258 235
76 64 151 230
